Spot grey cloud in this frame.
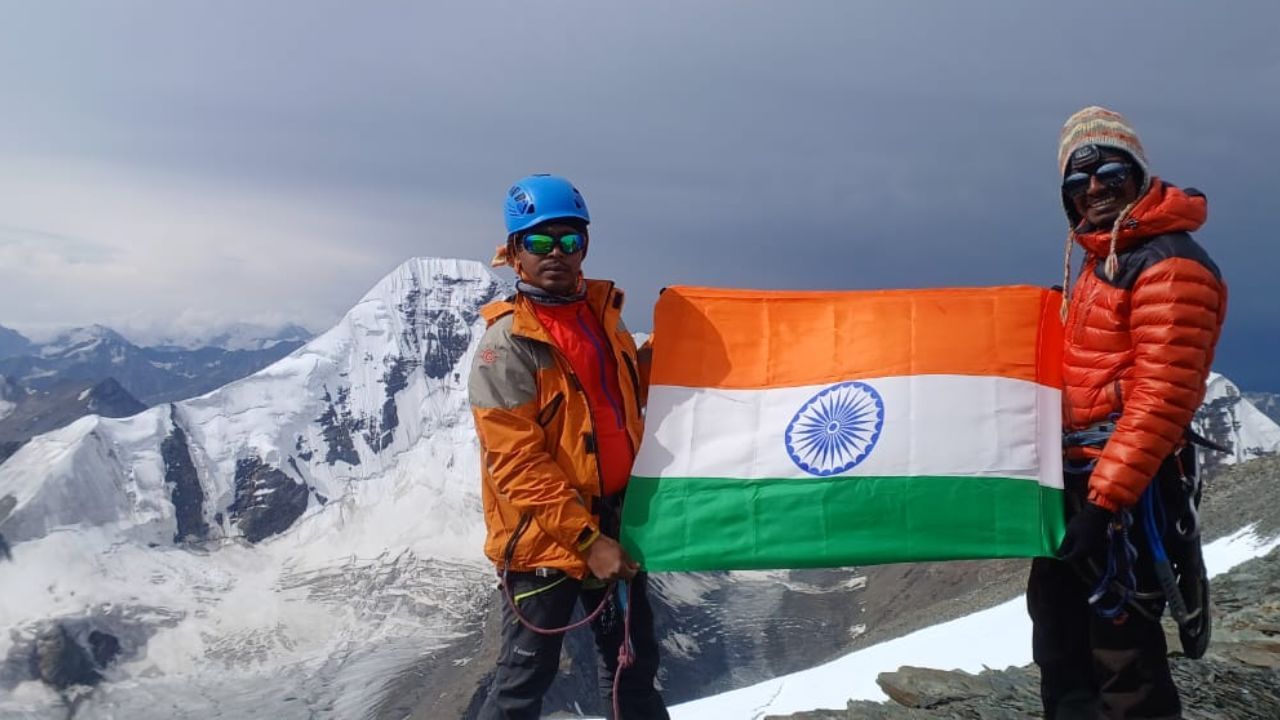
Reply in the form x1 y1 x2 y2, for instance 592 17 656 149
0 1 1277 388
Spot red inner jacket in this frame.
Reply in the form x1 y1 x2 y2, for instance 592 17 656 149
531 300 634 496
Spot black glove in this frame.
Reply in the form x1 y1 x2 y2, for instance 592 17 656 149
1056 502 1115 564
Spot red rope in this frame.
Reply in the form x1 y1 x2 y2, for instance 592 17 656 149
611 580 635 720
500 569 612 634
501 571 638 719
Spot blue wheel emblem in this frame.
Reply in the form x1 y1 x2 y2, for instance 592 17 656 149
784 381 885 476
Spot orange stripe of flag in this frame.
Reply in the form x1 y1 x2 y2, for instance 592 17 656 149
649 285 1064 389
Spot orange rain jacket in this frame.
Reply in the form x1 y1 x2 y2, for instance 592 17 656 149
1063 179 1228 511
469 279 647 578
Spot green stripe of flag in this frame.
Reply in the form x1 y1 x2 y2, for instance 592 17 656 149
620 475 1066 571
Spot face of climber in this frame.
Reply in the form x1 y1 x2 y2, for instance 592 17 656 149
1064 146 1141 229
513 221 587 296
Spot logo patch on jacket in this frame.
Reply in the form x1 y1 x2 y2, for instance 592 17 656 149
480 347 499 365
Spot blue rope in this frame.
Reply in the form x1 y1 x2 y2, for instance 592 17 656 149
1141 481 1169 563
1088 509 1138 619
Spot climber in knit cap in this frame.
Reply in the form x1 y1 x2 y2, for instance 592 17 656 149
1027 106 1228 719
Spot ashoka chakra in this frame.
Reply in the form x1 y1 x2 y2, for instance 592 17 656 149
784 381 885 477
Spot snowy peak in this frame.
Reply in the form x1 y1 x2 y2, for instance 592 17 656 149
1194 373 1280 471
305 256 506 456
0 256 507 549
37 325 130 360
349 256 504 368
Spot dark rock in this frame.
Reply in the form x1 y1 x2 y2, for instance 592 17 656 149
294 435 314 462
160 406 210 543
0 325 33 359
422 310 471 381
369 366 403 453
33 624 100 689
876 665 1039 709
0 532 10 561
228 457 310 543
317 386 360 466
0 438 25 464
88 630 120 668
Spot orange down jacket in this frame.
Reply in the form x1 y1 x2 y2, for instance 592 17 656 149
469 279 647 578
1063 179 1227 511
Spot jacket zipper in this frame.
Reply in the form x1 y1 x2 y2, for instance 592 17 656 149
545 343 607 500
537 392 565 427
621 354 642 419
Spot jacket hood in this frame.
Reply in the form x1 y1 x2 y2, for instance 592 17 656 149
1073 178 1207 257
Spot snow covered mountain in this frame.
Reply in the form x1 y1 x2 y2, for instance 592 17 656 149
1193 373 1280 473
0 257 507 718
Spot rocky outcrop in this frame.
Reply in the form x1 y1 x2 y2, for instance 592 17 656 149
317 386 361 466
33 624 102 690
0 493 12 560
768 547 1280 720
160 406 210 543
1 607 159 700
228 456 310 543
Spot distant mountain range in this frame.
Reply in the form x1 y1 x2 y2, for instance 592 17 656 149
0 376 146 464
0 323 309 464
141 322 313 352
0 323 308 406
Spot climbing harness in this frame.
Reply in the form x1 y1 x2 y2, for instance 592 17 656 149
499 512 637 718
1062 417 1213 656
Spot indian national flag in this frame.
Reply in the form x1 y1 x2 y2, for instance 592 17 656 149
620 285 1066 572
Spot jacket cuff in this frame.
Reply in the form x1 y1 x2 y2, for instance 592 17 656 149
1087 488 1120 513
575 527 601 553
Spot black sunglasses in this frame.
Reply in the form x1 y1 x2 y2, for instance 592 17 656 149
521 231 585 255
1062 162 1133 198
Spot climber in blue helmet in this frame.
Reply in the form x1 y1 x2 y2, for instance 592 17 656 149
473 174 669 720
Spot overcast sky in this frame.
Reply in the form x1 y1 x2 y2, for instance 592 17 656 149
2 2 1278 389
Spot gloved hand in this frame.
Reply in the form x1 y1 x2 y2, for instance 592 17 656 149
1056 502 1116 564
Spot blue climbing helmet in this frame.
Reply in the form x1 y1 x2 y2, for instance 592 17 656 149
503 174 590 235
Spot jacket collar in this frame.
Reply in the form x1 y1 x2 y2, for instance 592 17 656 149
1073 178 1207 257
483 278 622 343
